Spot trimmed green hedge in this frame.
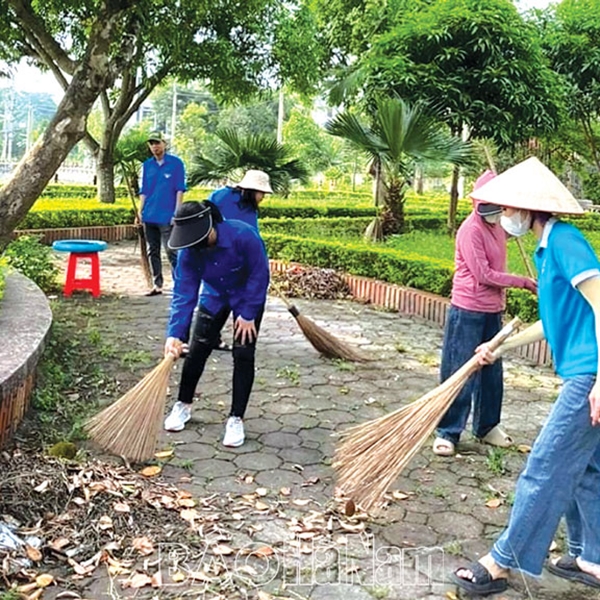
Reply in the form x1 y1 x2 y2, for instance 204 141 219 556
19 208 134 229
262 217 372 239
263 233 539 323
0 260 5 303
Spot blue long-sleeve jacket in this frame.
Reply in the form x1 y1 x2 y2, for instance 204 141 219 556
167 220 269 341
209 186 259 230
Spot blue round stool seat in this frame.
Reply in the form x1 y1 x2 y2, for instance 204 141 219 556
52 240 107 253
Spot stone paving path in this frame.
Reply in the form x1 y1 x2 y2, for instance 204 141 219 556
52 241 595 600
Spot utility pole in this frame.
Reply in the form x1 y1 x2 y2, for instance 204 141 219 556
276 88 284 144
25 102 33 152
170 80 177 152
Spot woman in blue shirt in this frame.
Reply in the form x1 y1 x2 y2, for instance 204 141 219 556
451 157 600 595
163 201 270 448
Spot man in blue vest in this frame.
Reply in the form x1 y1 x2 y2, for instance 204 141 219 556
139 131 187 296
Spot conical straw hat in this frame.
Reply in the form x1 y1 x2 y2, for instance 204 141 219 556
470 156 584 215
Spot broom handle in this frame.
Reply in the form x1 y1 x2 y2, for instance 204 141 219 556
515 238 536 279
446 316 522 383
269 279 293 310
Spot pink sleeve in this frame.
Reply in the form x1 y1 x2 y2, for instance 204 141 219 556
459 226 530 290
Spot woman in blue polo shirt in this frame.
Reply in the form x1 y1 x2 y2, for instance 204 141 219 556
451 157 600 596
162 201 269 448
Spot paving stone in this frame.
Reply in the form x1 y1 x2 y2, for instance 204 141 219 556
427 511 484 541
234 452 283 471
278 413 320 429
193 457 237 478
253 468 306 490
280 446 324 466
260 431 303 449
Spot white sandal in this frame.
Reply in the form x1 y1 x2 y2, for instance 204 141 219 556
480 425 513 448
433 437 455 456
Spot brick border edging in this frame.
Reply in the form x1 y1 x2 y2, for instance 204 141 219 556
14 224 137 244
270 260 552 368
0 272 53 448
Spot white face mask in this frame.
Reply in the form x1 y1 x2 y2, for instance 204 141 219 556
500 210 532 237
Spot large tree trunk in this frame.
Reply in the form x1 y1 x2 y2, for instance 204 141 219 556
97 144 117 204
447 165 460 235
0 5 128 251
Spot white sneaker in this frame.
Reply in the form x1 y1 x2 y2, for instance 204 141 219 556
164 401 192 432
222 416 245 447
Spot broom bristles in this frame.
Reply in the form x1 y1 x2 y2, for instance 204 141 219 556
334 317 521 512
294 313 368 362
85 356 174 463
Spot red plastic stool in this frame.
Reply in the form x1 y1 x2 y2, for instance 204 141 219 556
52 240 108 298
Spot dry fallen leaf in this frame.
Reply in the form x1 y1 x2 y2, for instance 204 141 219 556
151 570 163 588
257 591 275 600
517 444 532 454
485 498 503 509
35 573 54 587
188 570 212 582
17 583 38 594
279 487 291 496
446 592 459 600
26 590 44 600
49 537 71 551
140 465 162 477
252 546 274 558
256 487 268 497
113 502 131 513
292 498 311 507
180 508 201 523
344 499 356 517
132 537 154 556
177 498 196 508
98 515 113 530
25 545 42 562
244 475 255 484
391 491 409 501
33 480 50 493
212 544 234 556
154 449 174 459
171 571 186 583
255 500 269 511
123 572 153 589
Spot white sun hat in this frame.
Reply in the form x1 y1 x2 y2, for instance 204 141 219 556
470 156 585 215
237 169 273 194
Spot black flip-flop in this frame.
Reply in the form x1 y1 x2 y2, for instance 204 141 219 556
547 556 600 589
451 561 508 596
145 289 162 297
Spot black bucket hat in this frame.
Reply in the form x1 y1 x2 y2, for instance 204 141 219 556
168 202 213 250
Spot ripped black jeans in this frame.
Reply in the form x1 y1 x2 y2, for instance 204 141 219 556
177 305 264 418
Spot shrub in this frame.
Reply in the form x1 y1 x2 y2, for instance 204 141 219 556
3 235 60 293
0 258 6 302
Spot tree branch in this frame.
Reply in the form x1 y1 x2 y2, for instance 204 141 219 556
7 0 77 75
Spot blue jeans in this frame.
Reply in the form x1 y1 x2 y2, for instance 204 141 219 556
436 306 503 444
491 374 600 576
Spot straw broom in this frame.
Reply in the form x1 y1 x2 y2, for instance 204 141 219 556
334 316 521 512
270 281 368 362
85 355 175 463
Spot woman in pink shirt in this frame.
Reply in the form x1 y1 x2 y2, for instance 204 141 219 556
433 171 537 456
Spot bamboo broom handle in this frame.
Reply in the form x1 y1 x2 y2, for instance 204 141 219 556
445 316 522 382
269 279 294 310
515 238 536 279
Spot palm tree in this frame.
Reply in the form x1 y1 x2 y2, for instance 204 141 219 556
188 129 309 196
326 97 472 239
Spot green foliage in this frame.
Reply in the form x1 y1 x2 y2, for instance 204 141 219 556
2 235 59 293
189 128 309 195
37 184 129 199
0 258 5 302
19 208 135 229
326 97 471 233
362 0 563 146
